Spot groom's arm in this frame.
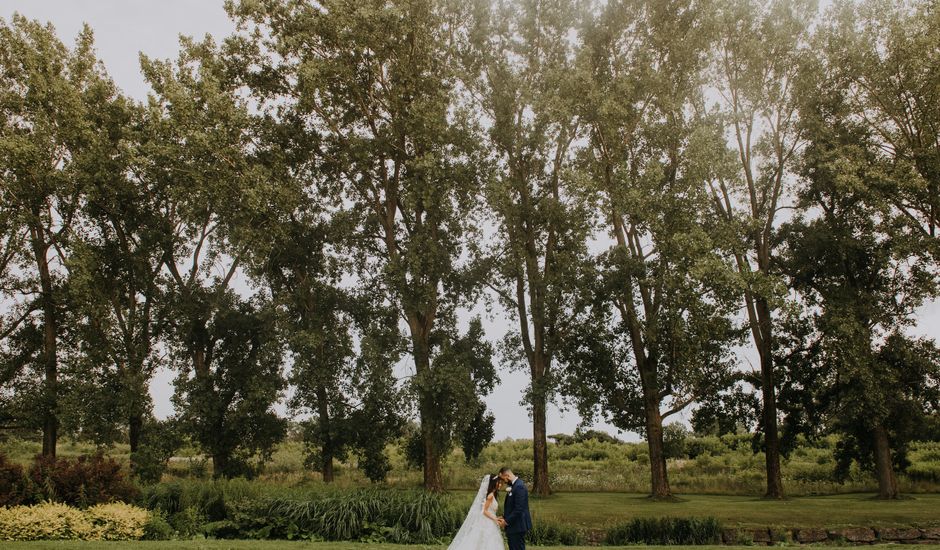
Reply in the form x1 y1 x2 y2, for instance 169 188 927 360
504 483 528 527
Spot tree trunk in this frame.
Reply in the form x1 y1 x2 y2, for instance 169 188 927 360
531 387 551 496
644 402 671 498
410 319 444 492
129 413 142 453
873 423 900 499
316 383 335 483
322 452 335 482
755 298 784 499
422 423 444 491
128 412 143 478
30 223 58 458
212 452 227 479
639 359 671 499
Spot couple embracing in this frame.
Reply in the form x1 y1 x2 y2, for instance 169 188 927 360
448 467 533 550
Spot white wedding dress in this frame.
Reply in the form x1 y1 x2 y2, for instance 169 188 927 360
447 475 505 550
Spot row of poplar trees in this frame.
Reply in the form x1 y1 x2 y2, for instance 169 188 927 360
2 0 939 500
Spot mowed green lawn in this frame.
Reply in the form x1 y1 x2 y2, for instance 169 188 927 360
6 544 940 550
525 491 940 528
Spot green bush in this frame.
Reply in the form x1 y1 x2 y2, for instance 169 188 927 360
142 511 174 540
169 506 206 539
604 517 722 545
686 435 727 459
526 518 584 545
131 418 183 484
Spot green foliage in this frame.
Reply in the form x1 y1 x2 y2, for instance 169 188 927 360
141 510 174 541
663 423 690 460
785 28 940 495
171 296 288 479
402 426 433 472
259 210 406 484
131 418 183 484
0 12 121 457
460 401 495 464
525 518 584 546
907 442 940 483
469 0 592 492
604 517 722 545
2 0 940 509
140 482 464 543
225 0 494 490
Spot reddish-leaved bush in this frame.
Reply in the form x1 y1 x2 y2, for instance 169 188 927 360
0 453 29 506
28 453 139 506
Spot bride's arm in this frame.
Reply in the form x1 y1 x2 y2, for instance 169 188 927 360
482 494 499 523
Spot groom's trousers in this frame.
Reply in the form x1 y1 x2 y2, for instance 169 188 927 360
507 531 526 550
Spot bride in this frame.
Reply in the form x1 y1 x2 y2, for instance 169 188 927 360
447 474 505 550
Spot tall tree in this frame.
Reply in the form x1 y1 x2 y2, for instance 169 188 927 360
468 0 590 496
140 34 285 476
783 32 939 499
709 0 816 498
171 293 287 478
226 0 489 491
822 0 940 246
568 0 739 499
0 16 115 455
64 98 169 462
258 214 406 482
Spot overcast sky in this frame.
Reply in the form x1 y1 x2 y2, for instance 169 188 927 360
2 1 937 442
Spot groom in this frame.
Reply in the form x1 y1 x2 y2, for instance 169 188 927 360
497 467 532 550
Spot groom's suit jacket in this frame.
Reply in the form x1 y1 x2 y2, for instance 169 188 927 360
503 477 533 534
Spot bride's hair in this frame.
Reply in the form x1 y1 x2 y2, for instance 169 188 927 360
485 474 501 497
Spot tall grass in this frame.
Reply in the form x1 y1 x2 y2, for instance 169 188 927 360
138 481 465 543
267 489 463 543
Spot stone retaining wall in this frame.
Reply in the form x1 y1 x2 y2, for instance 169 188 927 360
721 526 940 545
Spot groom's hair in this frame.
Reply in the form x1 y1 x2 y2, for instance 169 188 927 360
499 466 512 475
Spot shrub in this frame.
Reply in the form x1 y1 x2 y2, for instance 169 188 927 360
28 453 139 506
527 519 584 545
140 478 269 522
169 506 206 539
605 517 722 545
142 511 174 540
0 501 152 541
86 502 150 540
0 453 29 506
131 419 183 484
202 498 284 539
0 501 92 540
686 435 727 459
187 456 209 479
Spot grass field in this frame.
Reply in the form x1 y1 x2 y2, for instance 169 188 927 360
524 491 940 528
5 434 940 496
5 544 940 550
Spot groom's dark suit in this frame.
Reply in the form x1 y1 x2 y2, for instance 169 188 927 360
503 477 532 550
